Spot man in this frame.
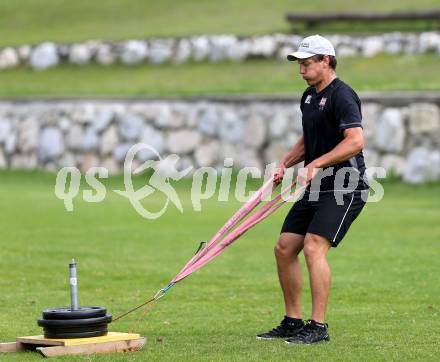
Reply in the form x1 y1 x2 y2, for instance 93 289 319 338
256 35 369 344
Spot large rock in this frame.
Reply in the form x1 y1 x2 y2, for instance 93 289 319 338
0 47 20 69
79 153 100 173
226 39 251 62
58 153 76 168
30 42 59 70
10 154 37 169
17 117 39 152
154 105 184 129
113 143 134 162
264 142 289 165
244 114 267 148
102 157 120 175
95 43 116 65
288 103 303 133
66 124 84 150
119 113 144 141
218 111 245 142
137 124 165 161
92 107 114 132
362 148 380 169
174 39 192 64
209 35 237 62
39 127 64 161
0 119 12 143
167 130 201 154
362 36 384 57
17 45 31 61
379 154 406 177
100 125 119 155
403 147 431 183
149 39 174 64
361 103 381 143
418 32 440 53
69 44 92 65
120 40 148 65
408 103 440 135
82 126 99 151
375 108 405 153
4 133 16 154
270 108 289 138
337 44 358 57
0 148 6 168
250 36 277 57
191 36 210 61
194 140 220 167
197 107 219 136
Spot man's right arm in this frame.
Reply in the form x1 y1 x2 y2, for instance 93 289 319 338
273 135 305 184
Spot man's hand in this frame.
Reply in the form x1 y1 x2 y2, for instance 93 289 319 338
297 161 320 187
273 163 286 186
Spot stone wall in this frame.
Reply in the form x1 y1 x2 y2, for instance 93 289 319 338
0 32 439 70
0 94 439 183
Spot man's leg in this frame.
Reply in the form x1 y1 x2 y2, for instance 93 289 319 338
303 232 331 323
274 232 305 319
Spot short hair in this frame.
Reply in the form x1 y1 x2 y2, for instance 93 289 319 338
313 54 337 70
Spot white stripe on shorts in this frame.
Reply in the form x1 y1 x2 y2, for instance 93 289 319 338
332 193 355 243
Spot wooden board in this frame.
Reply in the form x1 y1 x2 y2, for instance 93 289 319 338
0 342 25 352
16 332 141 346
36 337 146 358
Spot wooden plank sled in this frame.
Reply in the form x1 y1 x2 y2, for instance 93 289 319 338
1 332 146 358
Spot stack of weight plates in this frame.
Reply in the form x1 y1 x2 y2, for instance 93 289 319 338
37 306 112 339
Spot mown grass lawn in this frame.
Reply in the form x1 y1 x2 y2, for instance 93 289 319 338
1 54 439 97
0 0 439 47
0 171 439 361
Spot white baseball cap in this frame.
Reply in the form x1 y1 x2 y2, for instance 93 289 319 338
287 35 335 61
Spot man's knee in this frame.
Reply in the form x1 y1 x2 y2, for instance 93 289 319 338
274 233 304 260
303 233 330 261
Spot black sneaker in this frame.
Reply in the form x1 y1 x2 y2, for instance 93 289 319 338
256 316 304 340
285 319 330 345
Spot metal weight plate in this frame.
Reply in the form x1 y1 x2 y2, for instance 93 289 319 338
37 314 112 327
42 306 106 320
44 329 108 339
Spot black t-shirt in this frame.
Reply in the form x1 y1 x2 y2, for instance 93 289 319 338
300 78 368 191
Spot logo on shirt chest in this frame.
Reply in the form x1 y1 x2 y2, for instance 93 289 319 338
305 95 312 104
319 97 327 110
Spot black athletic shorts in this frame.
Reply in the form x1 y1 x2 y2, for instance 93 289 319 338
281 190 367 247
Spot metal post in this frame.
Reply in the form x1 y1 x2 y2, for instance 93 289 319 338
69 259 79 310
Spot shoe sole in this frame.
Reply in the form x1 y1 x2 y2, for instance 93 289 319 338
256 336 283 340
285 336 330 345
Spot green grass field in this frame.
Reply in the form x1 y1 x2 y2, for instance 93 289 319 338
1 0 439 47
1 54 439 97
0 171 439 361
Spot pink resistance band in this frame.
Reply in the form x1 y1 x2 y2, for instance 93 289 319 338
152 177 307 298
113 177 307 321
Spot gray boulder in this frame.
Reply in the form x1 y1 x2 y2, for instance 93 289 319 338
137 125 165 161
100 125 119 155
197 107 219 136
167 130 201 154
408 103 440 135
218 111 245 142
69 43 92 65
119 113 144 141
120 40 148 65
149 39 174 64
375 108 405 153
17 117 39 152
0 47 19 69
245 114 267 148
194 140 220 167
39 127 64 161
403 147 431 183
30 42 59 70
